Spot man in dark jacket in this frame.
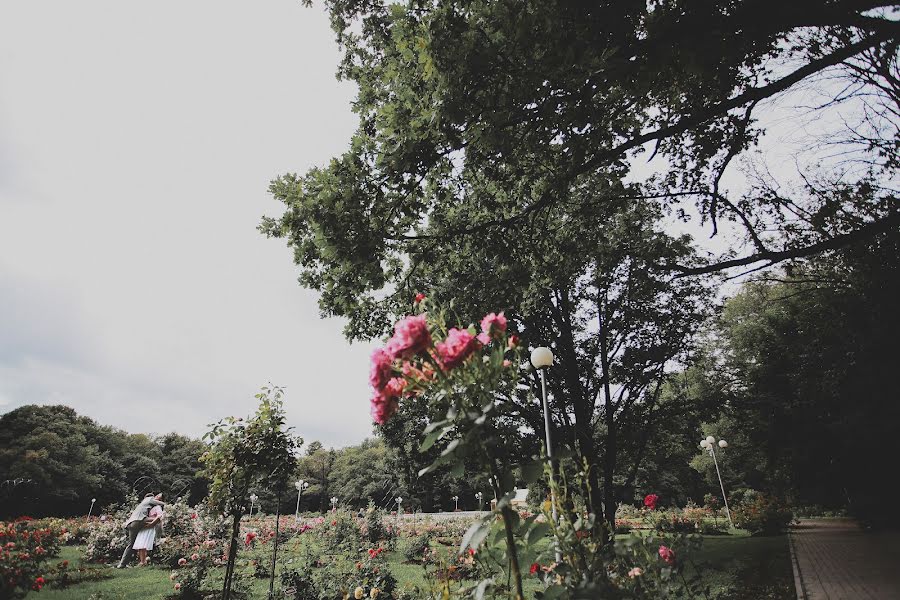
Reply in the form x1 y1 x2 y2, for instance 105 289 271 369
116 493 164 568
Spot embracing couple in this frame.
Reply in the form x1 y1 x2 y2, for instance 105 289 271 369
116 492 165 568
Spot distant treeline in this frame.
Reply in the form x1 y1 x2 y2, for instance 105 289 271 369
0 405 208 518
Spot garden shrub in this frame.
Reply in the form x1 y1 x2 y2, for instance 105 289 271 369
0 517 62 598
364 503 389 544
732 494 794 535
400 530 433 564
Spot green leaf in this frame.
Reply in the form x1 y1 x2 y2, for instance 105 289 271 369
440 438 460 457
526 522 551 545
419 428 442 452
460 519 491 553
423 419 448 434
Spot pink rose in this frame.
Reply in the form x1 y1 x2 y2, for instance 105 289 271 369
414 293 426 303
658 545 675 565
628 567 643 578
386 315 432 359
370 390 400 424
369 348 394 390
507 334 520 348
480 312 507 339
174 583 181 590
190 553 199 561
436 328 480 369
177 557 187 566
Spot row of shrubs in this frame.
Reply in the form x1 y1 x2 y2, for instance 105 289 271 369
0 517 108 599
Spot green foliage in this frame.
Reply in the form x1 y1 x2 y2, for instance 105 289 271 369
202 386 301 516
399 530 432 564
0 405 208 518
0 517 67 597
200 385 301 600
731 493 794 536
696 231 900 526
364 503 390 545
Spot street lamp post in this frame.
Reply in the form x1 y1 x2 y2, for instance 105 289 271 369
330 496 338 513
294 480 309 520
87 498 97 521
699 436 733 528
475 492 483 511
249 494 258 519
531 347 561 562
452 495 459 512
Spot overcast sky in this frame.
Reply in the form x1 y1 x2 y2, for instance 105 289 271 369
0 1 379 447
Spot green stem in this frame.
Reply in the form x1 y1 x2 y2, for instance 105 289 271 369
491 474 524 600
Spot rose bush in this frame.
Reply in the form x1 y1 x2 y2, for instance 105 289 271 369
0 518 62 598
366 303 708 599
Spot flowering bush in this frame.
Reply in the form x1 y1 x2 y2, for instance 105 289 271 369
731 493 794 535
363 504 390 545
365 303 708 599
83 497 225 567
0 518 62 598
278 526 398 600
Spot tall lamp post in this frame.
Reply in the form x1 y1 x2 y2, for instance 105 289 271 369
294 480 309 520
452 495 459 512
330 496 338 513
395 496 403 516
475 492 483 511
699 436 733 528
249 493 258 519
531 347 561 562
87 498 97 521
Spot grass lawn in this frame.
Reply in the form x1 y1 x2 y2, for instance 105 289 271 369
29 533 794 599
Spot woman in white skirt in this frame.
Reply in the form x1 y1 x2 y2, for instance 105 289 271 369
132 504 164 565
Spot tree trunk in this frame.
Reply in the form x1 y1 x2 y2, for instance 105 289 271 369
555 285 605 523
598 299 618 534
222 511 241 600
268 491 282 599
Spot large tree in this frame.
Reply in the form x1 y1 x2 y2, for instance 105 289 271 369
268 0 898 291
262 0 897 524
693 223 900 524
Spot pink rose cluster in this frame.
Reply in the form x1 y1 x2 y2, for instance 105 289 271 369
369 314 432 424
368 306 514 425
658 545 676 565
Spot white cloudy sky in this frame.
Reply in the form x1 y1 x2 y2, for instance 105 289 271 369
0 1 377 447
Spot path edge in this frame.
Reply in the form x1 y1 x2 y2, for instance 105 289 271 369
788 524 807 600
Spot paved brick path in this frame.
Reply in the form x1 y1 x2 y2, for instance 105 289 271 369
789 519 900 599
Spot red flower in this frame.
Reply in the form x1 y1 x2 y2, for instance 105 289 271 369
507 335 520 349
643 494 659 510
414 293 426 303
529 563 540 575
658 545 676 565
244 531 257 547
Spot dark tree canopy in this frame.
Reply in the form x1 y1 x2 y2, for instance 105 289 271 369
0 405 208 517
266 0 899 320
